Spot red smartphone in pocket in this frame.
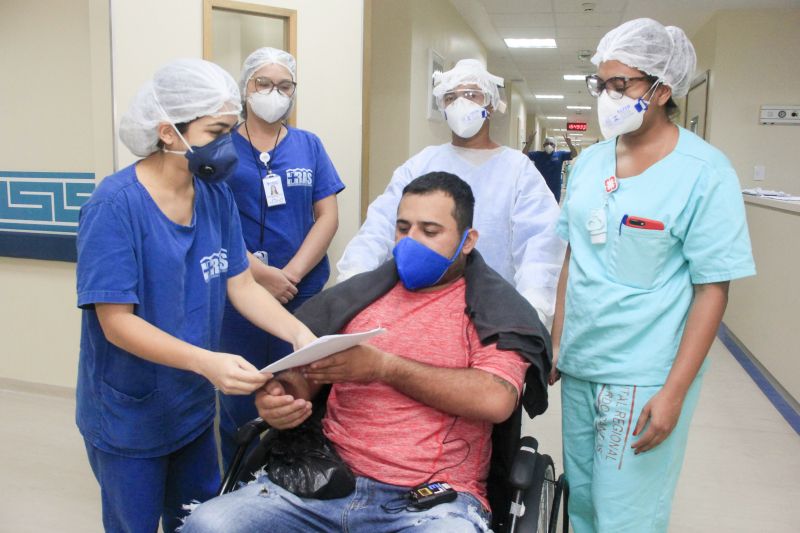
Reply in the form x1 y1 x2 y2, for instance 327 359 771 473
624 216 665 231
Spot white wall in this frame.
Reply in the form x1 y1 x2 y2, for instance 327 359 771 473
725 201 800 402
696 9 800 192
692 9 800 401
0 0 112 389
490 81 527 149
366 1 412 206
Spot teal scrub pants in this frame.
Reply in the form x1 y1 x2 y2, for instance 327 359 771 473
561 373 703 533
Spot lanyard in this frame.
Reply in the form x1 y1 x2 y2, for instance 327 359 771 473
243 121 283 245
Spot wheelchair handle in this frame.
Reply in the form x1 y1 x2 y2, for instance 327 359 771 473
235 417 270 445
508 436 540 489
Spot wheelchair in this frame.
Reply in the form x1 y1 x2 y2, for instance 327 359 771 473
219 403 570 533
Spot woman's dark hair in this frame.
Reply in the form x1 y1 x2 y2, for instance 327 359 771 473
664 96 680 121
402 172 475 232
156 121 190 149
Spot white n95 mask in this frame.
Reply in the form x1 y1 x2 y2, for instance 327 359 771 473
444 98 488 139
596 81 660 139
544 145 555 154
248 91 293 123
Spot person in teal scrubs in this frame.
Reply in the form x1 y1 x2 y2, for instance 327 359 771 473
550 19 755 533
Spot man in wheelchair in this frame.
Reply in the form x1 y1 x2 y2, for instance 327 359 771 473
182 172 551 532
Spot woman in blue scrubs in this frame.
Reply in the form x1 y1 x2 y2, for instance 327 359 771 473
217 47 345 466
550 19 755 532
76 58 315 533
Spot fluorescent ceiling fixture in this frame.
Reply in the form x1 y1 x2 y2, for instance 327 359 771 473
563 74 587 81
567 105 592 110
546 116 567 120
536 94 564 99
505 38 557 49
550 128 567 132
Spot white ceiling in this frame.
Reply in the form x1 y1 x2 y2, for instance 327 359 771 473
450 0 800 145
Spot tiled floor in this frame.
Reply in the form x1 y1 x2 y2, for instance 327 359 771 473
1 339 798 532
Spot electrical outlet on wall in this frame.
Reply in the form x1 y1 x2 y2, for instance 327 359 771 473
753 164 766 181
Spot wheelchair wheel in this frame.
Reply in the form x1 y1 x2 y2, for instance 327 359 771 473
514 453 556 532
549 474 566 533
535 454 556 533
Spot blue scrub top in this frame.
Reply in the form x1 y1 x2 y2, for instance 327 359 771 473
556 127 755 386
529 150 572 198
230 126 344 297
75 164 249 457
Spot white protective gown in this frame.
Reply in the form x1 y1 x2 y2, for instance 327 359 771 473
336 143 566 326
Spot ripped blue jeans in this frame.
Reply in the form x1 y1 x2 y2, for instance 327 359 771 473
180 473 491 533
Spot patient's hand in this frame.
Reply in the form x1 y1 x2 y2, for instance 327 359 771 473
255 379 312 429
304 344 390 384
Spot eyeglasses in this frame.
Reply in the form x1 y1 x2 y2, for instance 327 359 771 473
253 76 297 97
585 74 655 100
441 89 491 107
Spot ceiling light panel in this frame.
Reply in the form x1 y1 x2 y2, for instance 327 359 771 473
505 38 557 48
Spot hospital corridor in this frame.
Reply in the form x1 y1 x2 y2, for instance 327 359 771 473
1 1 799 532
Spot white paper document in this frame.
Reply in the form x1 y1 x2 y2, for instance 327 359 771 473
260 327 386 374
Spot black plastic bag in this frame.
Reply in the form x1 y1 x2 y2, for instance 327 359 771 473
266 416 355 500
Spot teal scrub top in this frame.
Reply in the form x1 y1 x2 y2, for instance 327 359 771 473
556 127 755 386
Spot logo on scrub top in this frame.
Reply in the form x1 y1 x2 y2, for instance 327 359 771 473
200 249 229 282
286 168 313 187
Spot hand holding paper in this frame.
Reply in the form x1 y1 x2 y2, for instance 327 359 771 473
304 342 391 384
261 327 386 374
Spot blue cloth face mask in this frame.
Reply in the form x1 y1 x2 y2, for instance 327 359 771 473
165 126 239 184
392 230 470 291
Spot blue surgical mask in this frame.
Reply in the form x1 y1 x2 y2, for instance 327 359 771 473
392 230 469 291
164 126 239 184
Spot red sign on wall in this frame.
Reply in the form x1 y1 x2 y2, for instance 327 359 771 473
567 122 588 131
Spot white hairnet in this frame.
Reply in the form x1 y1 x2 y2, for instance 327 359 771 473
544 136 556 145
119 58 241 157
240 47 297 98
591 18 697 98
432 59 507 113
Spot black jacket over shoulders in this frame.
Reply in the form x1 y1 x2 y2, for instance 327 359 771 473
294 250 551 417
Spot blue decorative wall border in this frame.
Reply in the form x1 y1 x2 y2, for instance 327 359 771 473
0 171 95 262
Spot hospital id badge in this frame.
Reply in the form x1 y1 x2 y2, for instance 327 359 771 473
587 208 607 244
263 173 286 207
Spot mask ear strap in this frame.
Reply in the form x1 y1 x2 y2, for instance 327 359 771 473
635 79 663 113
151 87 194 153
448 229 471 261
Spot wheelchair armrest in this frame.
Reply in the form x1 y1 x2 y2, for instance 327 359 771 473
235 417 270 445
508 436 539 489
220 418 272 496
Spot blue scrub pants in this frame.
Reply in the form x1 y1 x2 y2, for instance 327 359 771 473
218 295 310 470
561 373 703 533
84 424 219 533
